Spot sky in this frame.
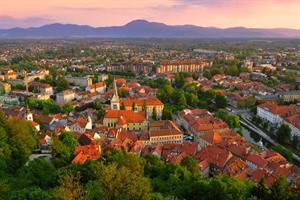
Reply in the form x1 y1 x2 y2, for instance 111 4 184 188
1 0 299 29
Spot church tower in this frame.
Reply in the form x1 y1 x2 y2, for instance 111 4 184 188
24 101 33 121
110 79 120 110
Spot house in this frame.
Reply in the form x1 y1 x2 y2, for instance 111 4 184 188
246 154 268 170
257 102 292 124
5 71 18 80
85 82 106 94
72 140 101 164
119 98 164 119
139 120 183 145
101 110 147 131
177 109 228 139
56 90 75 103
68 116 92 133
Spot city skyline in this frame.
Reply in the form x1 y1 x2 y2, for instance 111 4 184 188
1 0 299 29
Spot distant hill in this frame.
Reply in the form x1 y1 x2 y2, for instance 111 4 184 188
1 19 299 38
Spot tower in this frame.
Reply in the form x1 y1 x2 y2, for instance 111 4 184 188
110 79 120 110
24 101 33 121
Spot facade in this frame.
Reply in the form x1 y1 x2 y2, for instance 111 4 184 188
177 109 228 140
156 59 212 73
257 102 292 124
277 91 300 102
85 82 106 94
56 90 75 103
68 117 92 133
65 76 92 87
102 110 147 131
120 99 164 119
139 120 183 145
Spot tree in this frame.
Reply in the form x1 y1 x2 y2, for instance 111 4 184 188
276 124 291 144
53 171 88 200
224 114 241 129
269 177 293 200
88 163 151 200
51 133 74 168
215 93 227 108
152 106 157 120
180 156 198 173
291 135 300 149
120 101 125 110
142 101 147 111
62 103 74 114
16 157 56 189
214 108 229 120
203 70 212 80
10 187 52 200
56 77 69 92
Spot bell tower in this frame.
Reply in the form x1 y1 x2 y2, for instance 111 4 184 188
110 79 120 110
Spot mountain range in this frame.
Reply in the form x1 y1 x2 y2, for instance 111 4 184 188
0 19 299 38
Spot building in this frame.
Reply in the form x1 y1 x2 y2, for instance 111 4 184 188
139 120 183 145
120 98 164 119
177 109 228 140
277 91 300 102
68 117 92 133
85 82 106 94
257 102 295 124
156 59 212 73
56 90 75 103
101 110 147 131
65 76 92 87
5 71 18 80
29 82 53 95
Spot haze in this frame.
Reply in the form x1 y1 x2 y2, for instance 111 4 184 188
1 0 299 29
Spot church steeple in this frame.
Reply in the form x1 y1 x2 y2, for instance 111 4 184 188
25 100 33 121
110 78 120 110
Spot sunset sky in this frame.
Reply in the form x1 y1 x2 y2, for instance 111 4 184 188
1 0 299 29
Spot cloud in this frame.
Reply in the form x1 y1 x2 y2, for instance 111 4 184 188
0 16 56 29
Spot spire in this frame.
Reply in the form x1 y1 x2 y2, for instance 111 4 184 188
26 99 31 114
113 78 119 99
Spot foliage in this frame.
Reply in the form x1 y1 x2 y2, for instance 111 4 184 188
51 132 77 168
152 106 157 120
276 124 291 144
180 156 198 173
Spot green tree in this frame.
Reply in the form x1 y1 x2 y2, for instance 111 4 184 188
276 124 291 144
291 135 300 149
53 171 88 200
62 103 74 114
51 133 74 168
214 108 229 120
152 106 157 120
10 187 52 200
142 100 147 111
16 157 56 189
120 102 125 110
215 93 227 108
269 177 293 200
224 114 241 129
180 156 198 173
203 70 212 80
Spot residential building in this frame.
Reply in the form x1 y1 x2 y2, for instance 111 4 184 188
101 110 147 131
120 98 164 119
56 90 75 103
139 120 183 145
85 82 106 94
156 59 212 73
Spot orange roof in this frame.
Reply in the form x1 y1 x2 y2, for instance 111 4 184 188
120 98 164 107
28 120 39 127
258 102 292 115
104 110 146 123
72 151 88 164
200 131 223 145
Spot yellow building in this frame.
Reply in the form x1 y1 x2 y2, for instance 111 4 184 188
120 98 164 119
102 110 148 131
139 120 183 145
